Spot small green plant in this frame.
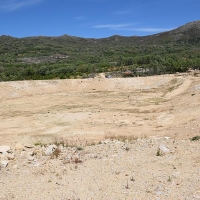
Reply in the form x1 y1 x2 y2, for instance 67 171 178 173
190 135 200 141
90 142 96 146
125 180 130 189
34 142 42 146
156 148 163 156
54 140 65 147
76 146 83 151
130 176 135 182
125 146 130 151
167 176 172 182
34 142 47 147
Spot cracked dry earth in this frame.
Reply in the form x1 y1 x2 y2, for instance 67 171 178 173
0 74 200 199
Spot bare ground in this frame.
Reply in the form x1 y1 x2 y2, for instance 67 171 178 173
0 74 200 199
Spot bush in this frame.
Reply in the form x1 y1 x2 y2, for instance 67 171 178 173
190 135 200 141
76 146 83 151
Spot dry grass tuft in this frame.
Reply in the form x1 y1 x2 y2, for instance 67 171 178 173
51 148 61 159
104 134 142 142
34 137 97 148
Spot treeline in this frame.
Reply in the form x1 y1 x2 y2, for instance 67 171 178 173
1 54 199 81
0 36 200 81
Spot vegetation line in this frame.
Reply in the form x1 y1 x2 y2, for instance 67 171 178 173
0 21 200 81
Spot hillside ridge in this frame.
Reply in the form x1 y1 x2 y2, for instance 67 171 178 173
0 20 200 40
0 20 200 82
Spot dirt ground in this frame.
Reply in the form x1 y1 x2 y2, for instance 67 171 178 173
0 74 200 199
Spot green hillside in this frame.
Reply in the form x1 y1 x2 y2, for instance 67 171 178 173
0 21 200 81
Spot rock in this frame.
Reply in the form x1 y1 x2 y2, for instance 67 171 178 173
0 146 10 154
31 149 43 158
1 160 8 168
158 145 170 155
15 143 24 151
27 151 35 156
193 195 200 199
25 144 34 148
28 156 35 161
0 154 6 159
12 164 18 169
7 153 15 160
33 162 41 167
101 140 111 144
45 145 57 156
72 155 82 163
20 151 26 157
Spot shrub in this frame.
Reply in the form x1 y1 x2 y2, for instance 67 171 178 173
76 146 83 151
191 135 200 141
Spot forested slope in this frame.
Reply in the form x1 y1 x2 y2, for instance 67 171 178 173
0 21 200 81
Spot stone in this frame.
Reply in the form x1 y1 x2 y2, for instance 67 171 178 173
12 164 18 169
1 160 8 168
0 154 6 159
158 145 170 154
45 145 57 156
0 146 10 154
31 149 42 158
7 153 15 160
15 143 24 151
33 162 41 167
28 156 35 161
20 151 26 157
27 151 34 156
25 144 34 148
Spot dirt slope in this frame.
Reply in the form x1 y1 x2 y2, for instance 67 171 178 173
0 74 200 199
0 74 199 145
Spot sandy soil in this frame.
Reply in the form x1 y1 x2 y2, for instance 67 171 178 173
0 74 200 199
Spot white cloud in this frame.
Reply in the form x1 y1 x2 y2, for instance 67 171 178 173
133 28 174 32
93 23 133 29
93 23 174 33
0 0 43 11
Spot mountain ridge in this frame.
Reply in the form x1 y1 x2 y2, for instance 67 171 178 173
1 20 200 42
0 20 200 81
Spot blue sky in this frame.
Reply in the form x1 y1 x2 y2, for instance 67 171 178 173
0 0 199 38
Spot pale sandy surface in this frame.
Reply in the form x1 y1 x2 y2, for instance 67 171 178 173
0 74 200 199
